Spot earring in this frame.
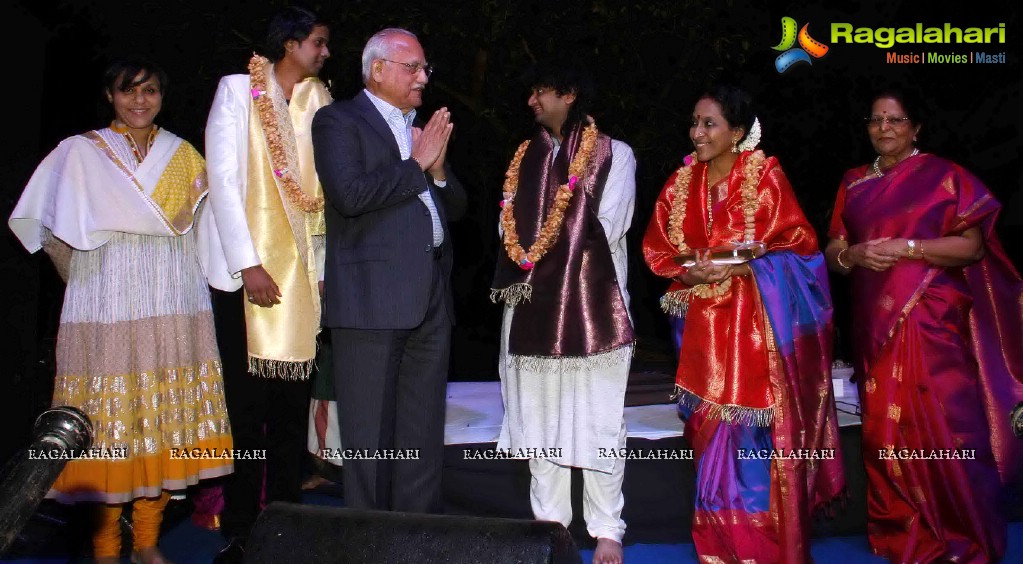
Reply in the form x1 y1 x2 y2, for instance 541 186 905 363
731 138 739 153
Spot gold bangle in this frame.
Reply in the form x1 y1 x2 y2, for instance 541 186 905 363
836 248 852 269
906 239 918 258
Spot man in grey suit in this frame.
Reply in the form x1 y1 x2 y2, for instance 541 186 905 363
311 28 465 513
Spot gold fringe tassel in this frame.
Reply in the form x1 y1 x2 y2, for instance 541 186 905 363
674 386 775 427
510 344 635 372
660 281 731 318
660 290 693 318
490 283 533 306
248 356 314 381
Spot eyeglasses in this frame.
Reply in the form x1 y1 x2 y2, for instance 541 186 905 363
381 59 433 77
864 116 912 128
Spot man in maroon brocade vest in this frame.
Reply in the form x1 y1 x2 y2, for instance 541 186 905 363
491 62 636 564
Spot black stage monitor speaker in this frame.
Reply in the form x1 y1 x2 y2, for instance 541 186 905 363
245 502 582 564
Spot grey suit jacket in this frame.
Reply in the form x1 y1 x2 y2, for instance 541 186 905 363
312 91 466 329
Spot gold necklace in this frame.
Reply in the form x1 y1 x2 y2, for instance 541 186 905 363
667 150 764 254
662 150 765 303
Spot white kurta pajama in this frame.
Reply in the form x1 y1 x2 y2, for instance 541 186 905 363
497 138 636 543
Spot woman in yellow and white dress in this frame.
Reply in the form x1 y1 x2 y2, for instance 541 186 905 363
9 59 232 564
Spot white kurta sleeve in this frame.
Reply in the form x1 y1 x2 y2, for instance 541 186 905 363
205 75 261 279
599 140 637 250
313 234 326 282
600 139 636 305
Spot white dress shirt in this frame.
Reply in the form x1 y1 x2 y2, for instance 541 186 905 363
363 89 444 246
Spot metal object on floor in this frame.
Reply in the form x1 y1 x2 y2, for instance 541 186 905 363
0 406 93 555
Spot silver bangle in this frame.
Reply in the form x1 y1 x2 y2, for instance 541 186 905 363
836 248 852 269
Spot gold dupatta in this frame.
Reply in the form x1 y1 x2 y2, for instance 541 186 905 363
244 56 331 379
148 140 209 234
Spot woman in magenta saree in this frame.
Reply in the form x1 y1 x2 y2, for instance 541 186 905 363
827 90 1023 563
644 85 844 563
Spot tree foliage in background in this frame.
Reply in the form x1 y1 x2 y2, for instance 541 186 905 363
11 0 1022 383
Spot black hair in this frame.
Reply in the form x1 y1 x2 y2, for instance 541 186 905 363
868 87 925 127
103 59 169 97
265 6 327 62
697 84 755 141
526 58 595 138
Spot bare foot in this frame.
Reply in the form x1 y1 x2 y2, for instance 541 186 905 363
593 538 623 564
132 546 172 564
301 474 333 490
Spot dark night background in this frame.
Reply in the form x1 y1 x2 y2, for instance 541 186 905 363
1 0 1020 466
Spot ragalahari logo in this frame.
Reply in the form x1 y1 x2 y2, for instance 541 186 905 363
772 17 830 73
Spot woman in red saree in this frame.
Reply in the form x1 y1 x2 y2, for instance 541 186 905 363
644 85 844 563
826 89 1023 563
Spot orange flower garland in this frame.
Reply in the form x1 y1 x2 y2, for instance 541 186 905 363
248 55 324 213
666 149 764 253
666 154 696 255
500 122 598 270
659 150 766 313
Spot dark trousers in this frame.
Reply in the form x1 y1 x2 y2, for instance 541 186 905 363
332 263 450 513
211 288 309 538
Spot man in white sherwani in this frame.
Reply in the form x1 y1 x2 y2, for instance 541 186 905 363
198 7 332 563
